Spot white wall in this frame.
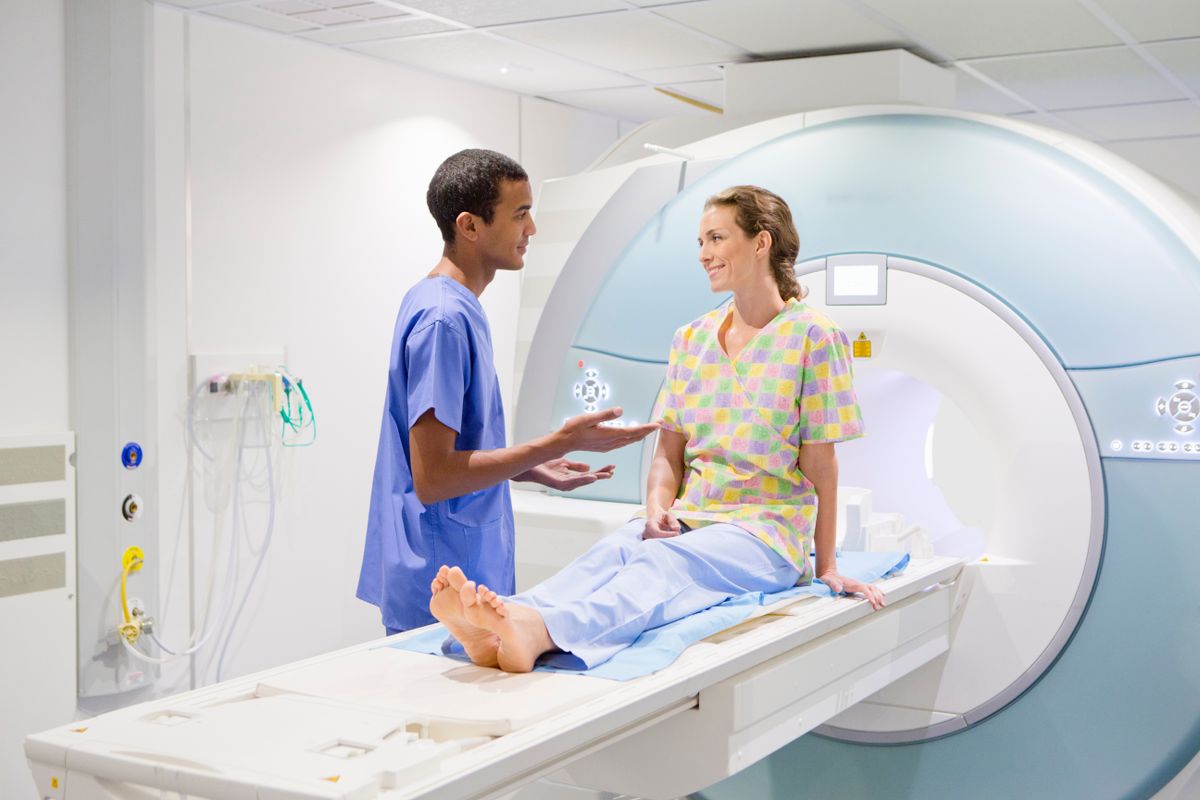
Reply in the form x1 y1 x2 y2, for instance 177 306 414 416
0 0 68 437
0 1 72 796
149 9 626 687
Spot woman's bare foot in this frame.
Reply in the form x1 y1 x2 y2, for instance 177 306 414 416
428 565 499 667
461 582 556 673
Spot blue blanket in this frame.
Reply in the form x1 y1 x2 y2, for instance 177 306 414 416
384 550 909 681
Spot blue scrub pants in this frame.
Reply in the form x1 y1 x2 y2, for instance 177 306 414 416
509 519 800 668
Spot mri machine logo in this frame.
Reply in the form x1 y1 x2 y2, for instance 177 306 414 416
574 366 610 413
1157 379 1198 435
570 363 634 427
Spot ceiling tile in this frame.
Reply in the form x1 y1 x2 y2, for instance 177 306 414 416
292 8 362 25
203 5 319 33
156 0 243 7
299 17 456 44
1144 39 1200 96
856 0 1119 59
500 11 746 73
630 64 724 85
1088 0 1200 43
1105 137 1200 199
349 31 638 93
336 3 410 20
395 0 623 27
1005 110 1099 139
257 0 322 14
969 47 1185 110
544 84 714 122
1050 100 1200 141
953 68 1033 115
653 0 905 59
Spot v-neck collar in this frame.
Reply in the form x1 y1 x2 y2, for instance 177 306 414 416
715 297 799 366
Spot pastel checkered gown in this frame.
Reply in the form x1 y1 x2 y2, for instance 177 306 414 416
651 298 865 580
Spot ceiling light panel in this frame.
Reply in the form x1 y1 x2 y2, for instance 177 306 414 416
1088 0 1200 43
299 17 456 44
501 12 746 73
856 0 1119 59
653 0 904 59
395 0 623 27
1144 39 1200 96
969 47 1185 110
349 31 639 94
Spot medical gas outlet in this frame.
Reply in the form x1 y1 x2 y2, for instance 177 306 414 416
116 547 154 645
121 493 143 521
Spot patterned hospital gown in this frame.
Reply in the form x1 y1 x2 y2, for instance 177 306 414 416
650 297 864 580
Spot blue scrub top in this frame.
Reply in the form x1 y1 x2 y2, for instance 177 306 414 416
357 275 515 631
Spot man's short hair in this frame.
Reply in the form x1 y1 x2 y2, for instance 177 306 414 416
426 149 528 244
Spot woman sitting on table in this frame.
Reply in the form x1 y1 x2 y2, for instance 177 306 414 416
430 184 881 674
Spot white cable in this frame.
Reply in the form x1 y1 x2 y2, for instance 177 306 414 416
216 384 279 682
143 379 250 662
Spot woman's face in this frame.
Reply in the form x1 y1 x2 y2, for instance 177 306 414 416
698 204 764 294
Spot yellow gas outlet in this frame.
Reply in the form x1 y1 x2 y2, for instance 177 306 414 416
122 546 144 572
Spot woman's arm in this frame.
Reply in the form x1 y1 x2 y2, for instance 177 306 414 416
643 429 687 538
799 442 884 610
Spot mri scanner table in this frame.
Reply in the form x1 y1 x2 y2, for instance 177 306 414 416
26 556 961 800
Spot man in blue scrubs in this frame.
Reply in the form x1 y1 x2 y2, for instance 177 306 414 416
358 149 658 633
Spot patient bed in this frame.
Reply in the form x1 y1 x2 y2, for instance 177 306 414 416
25 554 962 800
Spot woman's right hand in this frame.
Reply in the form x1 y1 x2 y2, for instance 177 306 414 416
643 509 682 539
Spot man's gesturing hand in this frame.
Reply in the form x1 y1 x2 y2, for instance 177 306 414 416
557 407 658 453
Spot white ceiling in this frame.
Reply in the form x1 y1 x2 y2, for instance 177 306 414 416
156 0 1200 151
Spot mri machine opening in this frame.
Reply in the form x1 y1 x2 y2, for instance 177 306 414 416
796 258 1098 744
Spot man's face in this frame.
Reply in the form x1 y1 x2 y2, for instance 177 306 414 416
477 179 536 271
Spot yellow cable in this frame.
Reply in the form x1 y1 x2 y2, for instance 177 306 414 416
120 557 140 624
118 547 145 639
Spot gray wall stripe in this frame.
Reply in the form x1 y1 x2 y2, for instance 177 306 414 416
0 553 66 598
0 446 66 486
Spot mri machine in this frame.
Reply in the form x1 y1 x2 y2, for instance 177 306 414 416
26 107 1200 799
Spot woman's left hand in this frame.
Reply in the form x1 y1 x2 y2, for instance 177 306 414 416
819 572 886 610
